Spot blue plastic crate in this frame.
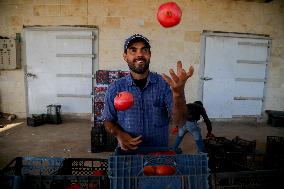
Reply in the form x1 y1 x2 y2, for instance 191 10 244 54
114 146 181 156
108 147 209 189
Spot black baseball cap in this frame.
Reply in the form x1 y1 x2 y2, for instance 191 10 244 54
124 34 151 52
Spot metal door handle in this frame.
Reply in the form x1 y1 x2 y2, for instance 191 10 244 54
26 73 37 78
201 76 213 81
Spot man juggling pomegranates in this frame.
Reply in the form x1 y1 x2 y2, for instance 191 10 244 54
102 34 194 151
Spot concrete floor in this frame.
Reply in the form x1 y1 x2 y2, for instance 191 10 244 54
0 118 284 169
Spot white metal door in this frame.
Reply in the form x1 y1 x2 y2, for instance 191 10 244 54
201 33 270 118
24 27 97 115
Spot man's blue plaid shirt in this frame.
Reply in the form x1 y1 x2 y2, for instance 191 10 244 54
102 72 173 147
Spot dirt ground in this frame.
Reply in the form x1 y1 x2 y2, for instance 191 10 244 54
0 118 284 169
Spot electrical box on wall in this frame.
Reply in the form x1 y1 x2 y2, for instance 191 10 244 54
0 36 21 70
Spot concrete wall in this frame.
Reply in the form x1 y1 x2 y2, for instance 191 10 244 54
0 0 283 118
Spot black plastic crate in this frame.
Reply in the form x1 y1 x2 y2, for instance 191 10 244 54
204 137 237 155
210 170 282 189
226 152 266 171
266 136 284 155
27 114 46 127
24 175 105 189
46 114 62 124
264 154 284 171
205 137 257 156
1 157 65 176
0 157 109 189
265 110 284 127
24 158 109 189
91 122 117 153
0 157 65 189
46 105 62 124
59 158 108 176
0 175 22 189
207 154 243 173
209 151 284 173
27 113 62 126
204 138 227 155
47 105 61 115
213 137 232 145
207 152 265 173
231 136 256 153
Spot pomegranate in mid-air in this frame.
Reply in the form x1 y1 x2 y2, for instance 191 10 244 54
157 2 182 28
114 91 134 111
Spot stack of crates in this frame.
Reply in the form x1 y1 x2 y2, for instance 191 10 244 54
266 136 284 155
231 136 256 153
210 170 282 189
203 137 235 172
204 136 257 172
205 136 283 189
225 152 267 171
27 114 47 127
91 70 129 153
108 147 210 189
0 156 109 189
46 104 62 124
265 136 284 170
27 105 62 127
91 121 118 152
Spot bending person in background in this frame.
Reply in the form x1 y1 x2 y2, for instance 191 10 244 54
172 101 215 153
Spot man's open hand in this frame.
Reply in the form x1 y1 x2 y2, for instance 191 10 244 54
162 61 194 95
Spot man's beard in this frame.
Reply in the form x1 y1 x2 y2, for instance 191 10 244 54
127 58 150 74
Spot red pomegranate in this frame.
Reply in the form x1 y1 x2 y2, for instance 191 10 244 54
114 91 134 111
157 2 182 28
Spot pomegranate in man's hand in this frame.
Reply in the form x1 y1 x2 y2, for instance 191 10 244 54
114 91 134 111
157 2 182 28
